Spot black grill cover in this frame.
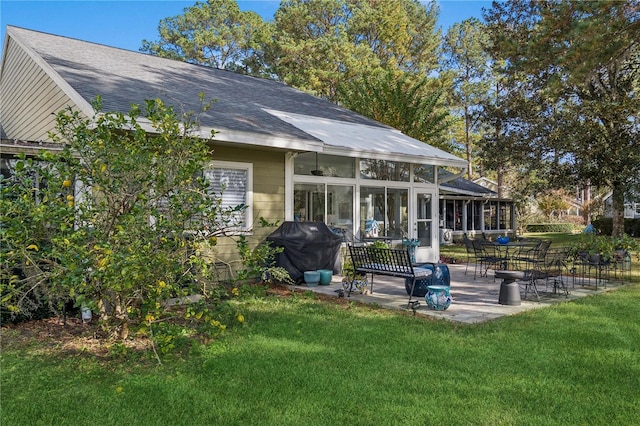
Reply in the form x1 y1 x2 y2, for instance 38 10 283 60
266 222 342 283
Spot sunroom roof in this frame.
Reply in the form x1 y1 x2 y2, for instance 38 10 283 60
265 109 467 168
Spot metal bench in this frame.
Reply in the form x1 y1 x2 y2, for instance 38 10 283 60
347 245 434 310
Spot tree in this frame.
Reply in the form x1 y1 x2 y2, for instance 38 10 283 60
483 0 640 236
338 70 455 152
141 0 272 76
537 189 571 220
265 0 441 101
440 18 492 178
1 97 244 341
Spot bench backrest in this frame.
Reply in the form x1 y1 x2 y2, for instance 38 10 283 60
348 245 415 277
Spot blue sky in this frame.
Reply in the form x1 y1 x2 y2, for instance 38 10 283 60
1 0 491 56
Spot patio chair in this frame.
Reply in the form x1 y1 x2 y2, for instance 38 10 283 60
519 240 552 301
572 250 610 289
509 238 542 270
463 233 477 275
471 239 505 279
541 247 571 297
611 249 632 283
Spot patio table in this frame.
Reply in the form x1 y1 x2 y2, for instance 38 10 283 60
493 240 541 270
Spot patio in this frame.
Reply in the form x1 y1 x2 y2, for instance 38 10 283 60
297 263 624 323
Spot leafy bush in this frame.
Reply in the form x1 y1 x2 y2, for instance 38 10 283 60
234 221 294 286
0 97 244 340
526 223 575 233
592 218 640 237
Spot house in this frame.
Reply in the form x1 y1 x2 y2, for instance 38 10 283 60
0 26 466 264
438 172 516 242
603 191 640 219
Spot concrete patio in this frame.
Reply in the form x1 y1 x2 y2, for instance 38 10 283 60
296 263 624 323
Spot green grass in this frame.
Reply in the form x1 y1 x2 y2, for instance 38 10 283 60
3 281 640 425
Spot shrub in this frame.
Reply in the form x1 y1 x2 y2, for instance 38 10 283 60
0 97 244 341
526 223 575 233
592 218 640 237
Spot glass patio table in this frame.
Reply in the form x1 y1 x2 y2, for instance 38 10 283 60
491 240 541 270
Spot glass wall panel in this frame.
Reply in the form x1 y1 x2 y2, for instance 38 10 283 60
453 200 463 231
500 203 512 230
386 188 408 239
413 164 434 183
360 159 410 181
294 152 355 178
326 185 353 230
359 186 408 239
294 183 325 222
470 201 482 231
444 200 454 229
360 186 385 237
441 199 463 231
485 202 498 230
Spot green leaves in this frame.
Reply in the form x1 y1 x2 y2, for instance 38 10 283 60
141 0 271 75
1 97 239 342
482 0 640 235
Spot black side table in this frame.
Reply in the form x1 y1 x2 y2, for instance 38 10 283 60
495 270 524 306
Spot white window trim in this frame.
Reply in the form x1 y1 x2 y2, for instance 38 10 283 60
207 160 253 233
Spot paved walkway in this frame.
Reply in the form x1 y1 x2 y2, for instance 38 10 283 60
297 264 623 323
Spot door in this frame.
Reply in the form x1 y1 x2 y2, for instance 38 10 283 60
413 191 438 263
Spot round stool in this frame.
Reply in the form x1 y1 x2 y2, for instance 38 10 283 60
495 270 524 306
425 285 451 311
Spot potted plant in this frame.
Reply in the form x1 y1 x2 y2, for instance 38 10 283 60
612 234 640 256
570 234 614 263
341 258 367 294
611 234 640 275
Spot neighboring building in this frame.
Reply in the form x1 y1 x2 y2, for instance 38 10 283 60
439 172 516 242
603 192 640 219
0 26 467 263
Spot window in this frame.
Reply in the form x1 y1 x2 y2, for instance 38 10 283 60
294 153 355 178
360 186 408 239
294 183 325 222
500 203 512 230
466 201 482 231
413 165 434 183
205 161 253 231
327 185 353 229
360 159 410 181
1 156 52 204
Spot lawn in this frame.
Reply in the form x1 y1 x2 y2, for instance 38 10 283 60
3 232 640 425
2 276 640 425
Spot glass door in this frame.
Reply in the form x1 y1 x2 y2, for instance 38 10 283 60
413 191 437 263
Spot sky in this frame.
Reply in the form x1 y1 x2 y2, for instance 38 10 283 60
0 0 492 57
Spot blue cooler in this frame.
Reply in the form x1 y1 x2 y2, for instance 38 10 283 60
405 263 450 297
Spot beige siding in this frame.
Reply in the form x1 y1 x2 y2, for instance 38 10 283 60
0 38 77 142
205 145 286 269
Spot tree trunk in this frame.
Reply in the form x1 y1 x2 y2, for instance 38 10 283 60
582 184 591 225
465 104 472 179
611 185 625 237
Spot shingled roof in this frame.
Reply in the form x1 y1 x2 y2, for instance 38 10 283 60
2 26 466 167
439 170 498 198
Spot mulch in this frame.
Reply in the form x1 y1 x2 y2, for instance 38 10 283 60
1 283 356 357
